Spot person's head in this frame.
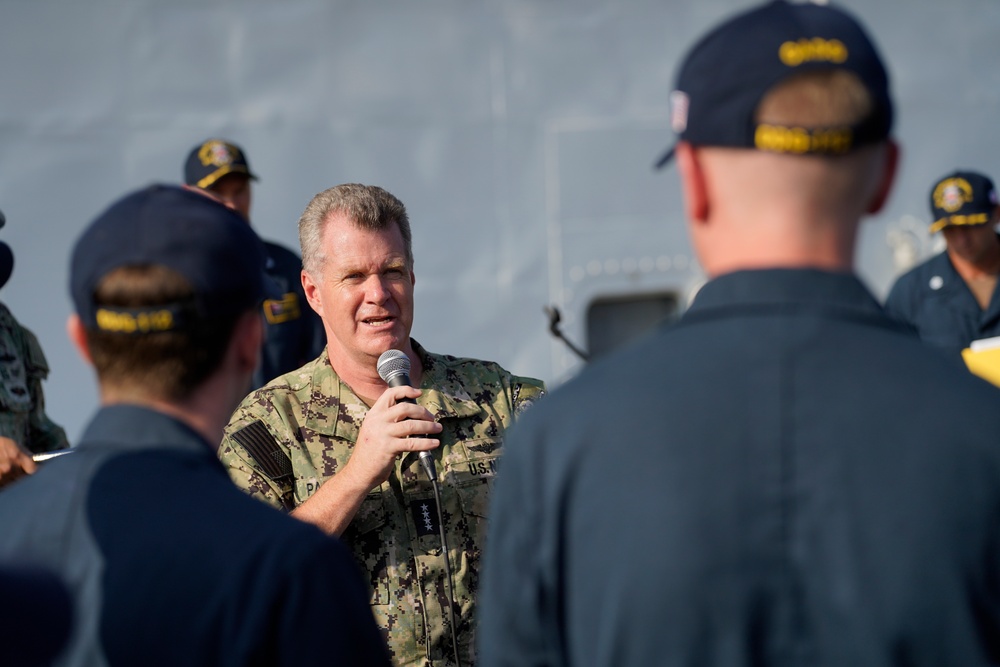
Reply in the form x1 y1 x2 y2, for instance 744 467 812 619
298 184 414 372
657 0 898 273
68 185 270 403
183 139 258 221
928 171 1000 264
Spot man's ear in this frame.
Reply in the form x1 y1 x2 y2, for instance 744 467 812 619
66 314 93 366
676 142 710 224
867 139 899 215
301 269 323 318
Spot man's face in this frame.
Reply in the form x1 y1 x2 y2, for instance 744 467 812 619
942 219 999 265
303 211 415 370
208 173 252 221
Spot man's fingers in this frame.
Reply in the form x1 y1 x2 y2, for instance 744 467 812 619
374 384 422 408
19 455 37 475
0 437 35 479
393 416 442 437
390 385 422 403
398 436 440 453
391 401 440 425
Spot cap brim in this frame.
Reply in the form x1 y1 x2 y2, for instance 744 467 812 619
653 144 676 170
196 166 259 190
929 213 993 234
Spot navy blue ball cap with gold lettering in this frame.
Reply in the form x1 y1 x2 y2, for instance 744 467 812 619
655 0 893 168
183 139 259 191
71 184 272 334
928 170 999 234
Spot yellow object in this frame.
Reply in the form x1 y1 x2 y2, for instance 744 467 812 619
962 336 1000 386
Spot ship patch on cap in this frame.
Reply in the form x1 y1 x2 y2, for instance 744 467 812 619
184 139 259 190
928 170 998 234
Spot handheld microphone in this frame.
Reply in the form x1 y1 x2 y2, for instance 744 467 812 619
377 349 437 481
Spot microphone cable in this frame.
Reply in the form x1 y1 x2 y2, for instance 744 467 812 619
379 350 463 667
424 462 462 667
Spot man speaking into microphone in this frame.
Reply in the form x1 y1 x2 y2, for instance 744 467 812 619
219 183 544 667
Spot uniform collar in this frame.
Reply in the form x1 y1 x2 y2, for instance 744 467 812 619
305 340 482 441
416 342 488 421
78 404 215 457
688 268 883 316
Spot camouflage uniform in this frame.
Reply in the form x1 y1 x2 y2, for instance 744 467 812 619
220 340 544 667
0 303 67 453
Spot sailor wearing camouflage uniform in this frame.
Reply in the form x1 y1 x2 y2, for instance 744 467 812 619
220 184 543 667
0 211 68 488
221 343 542 666
0 302 68 455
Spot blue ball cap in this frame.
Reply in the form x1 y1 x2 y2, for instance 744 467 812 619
655 0 893 168
928 170 1000 234
184 139 258 190
71 184 271 333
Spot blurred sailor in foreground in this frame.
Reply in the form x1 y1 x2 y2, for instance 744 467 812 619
0 185 390 666
0 208 69 489
0 563 72 667
479 2 1000 665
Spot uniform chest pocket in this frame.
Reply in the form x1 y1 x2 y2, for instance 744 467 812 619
445 437 502 519
352 492 387 533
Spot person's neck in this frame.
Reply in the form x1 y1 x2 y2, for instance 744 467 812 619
700 225 857 277
328 344 423 407
948 243 1000 282
98 394 227 448
98 377 238 450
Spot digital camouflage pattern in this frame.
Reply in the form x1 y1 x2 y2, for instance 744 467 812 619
0 303 68 453
220 341 544 667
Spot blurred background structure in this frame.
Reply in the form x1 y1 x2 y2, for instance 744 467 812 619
0 0 997 441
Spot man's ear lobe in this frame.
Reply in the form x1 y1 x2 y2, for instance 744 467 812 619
301 269 324 319
867 140 899 215
676 142 710 223
66 314 93 365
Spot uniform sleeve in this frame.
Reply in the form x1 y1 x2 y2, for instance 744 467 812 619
21 328 69 453
478 405 562 667
220 396 297 512
510 375 546 420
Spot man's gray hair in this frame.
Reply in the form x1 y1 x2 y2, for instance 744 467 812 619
298 183 413 275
